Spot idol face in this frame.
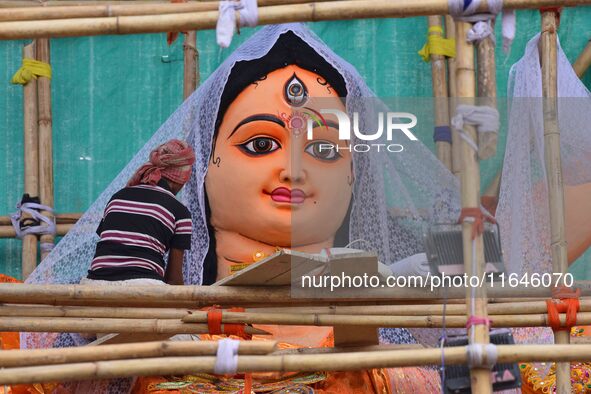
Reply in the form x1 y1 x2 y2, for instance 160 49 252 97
205 65 353 248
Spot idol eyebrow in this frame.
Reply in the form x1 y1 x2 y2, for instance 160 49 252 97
228 114 286 139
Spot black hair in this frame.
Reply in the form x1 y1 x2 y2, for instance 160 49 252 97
201 31 350 285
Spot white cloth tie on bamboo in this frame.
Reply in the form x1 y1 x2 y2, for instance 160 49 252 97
451 104 499 154
466 344 498 369
10 202 56 239
466 21 495 43
216 0 259 48
448 0 516 53
214 338 240 374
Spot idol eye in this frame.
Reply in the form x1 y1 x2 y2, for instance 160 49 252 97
238 137 281 156
304 141 342 162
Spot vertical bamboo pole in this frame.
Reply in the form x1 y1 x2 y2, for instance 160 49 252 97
22 42 39 279
540 10 570 394
572 39 591 78
476 20 497 160
446 15 461 178
36 38 54 260
183 31 198 100
455 20 493 394
429 15 452 170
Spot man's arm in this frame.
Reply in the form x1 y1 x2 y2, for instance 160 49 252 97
165 248 185 285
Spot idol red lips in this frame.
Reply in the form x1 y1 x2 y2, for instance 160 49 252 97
270 187 307 204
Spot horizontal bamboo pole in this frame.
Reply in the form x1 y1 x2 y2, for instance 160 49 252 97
2 344 591 385
0 0 342 21
0 213 80 226
1 283 590 308
0 0 339 8
0 316 269 334
0 0 588 40
0 223 73 238
0 340 277 368
5 298 589 319
181 310 591 328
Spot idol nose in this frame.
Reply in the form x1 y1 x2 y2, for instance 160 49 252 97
279 152 306 184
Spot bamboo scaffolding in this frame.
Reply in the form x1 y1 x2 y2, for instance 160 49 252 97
0 340 277 368
0 316 269 334
183 30 198 100
2 344 591 385
541 9 570 394
36 38 55 260
0 224 73 238
0 283 589 308
0 298 570 319
0 0 341 13
4 298 590 319
21 42 39 280
455 19 492 393
0 0 589 40
428 15 452 170
476 19 497 160
445 15 462 177
180 309 591 328
1 309 589 333
573 39 591 78
0 213 81 225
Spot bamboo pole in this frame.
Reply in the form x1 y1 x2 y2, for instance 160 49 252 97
455 20 493 394
181 309 591 328
540 10 570 394
0 0 589 40
445 15 462 177
476 19 497 160
573 39 591 78
183 30 198 100
428 15 452 170
0 0 342 13
0 283 588 308
21 42 39 280
0 223 72 238
36 38 55 260
0 212 81 225
0 316 269 334
2 344 591 385
0 340 277 368
3 297 591 319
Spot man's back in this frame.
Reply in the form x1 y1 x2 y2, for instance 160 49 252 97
88 181 192 281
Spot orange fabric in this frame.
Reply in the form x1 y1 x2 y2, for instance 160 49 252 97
204 306 252 339
243 373 253 394
547 298 580 332
457 207 496 240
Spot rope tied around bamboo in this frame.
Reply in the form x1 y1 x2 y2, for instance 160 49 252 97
9 194 56 253
448 0 516 53
546 286 581 332
10 57 51 84
203 305 252 339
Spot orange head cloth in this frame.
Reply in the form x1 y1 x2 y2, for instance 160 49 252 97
127 139 195 187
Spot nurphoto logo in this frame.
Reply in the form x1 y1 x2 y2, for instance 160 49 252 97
304 109 418 153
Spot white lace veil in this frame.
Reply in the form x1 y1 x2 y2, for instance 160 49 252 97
24 24 463 355
498 33 591 278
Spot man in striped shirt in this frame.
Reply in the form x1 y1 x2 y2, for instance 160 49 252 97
86 139 195 285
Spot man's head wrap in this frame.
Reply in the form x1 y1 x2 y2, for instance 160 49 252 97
127 139 195 187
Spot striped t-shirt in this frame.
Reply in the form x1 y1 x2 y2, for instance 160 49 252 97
87 181 192 281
